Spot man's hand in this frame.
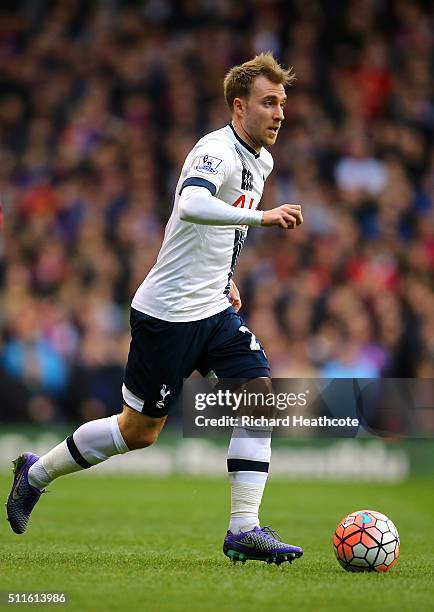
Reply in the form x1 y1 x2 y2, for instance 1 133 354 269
261 204 303 229
229 280 242 312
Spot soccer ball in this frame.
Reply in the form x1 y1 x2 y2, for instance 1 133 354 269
333 509 400 572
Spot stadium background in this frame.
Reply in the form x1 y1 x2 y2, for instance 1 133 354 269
0 0 432 463
0 2 433 611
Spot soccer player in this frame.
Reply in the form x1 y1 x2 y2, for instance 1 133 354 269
7 53 304 565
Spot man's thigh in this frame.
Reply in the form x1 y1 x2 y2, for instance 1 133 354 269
198 307 270 380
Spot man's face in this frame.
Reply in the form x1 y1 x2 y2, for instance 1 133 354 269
238 75 286 148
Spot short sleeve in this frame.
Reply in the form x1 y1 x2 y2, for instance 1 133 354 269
179 139 235 197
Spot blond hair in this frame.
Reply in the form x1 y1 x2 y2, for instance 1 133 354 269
223 52 295 111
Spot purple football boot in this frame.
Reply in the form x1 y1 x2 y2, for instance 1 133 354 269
223 525 303 565
6 453 44 534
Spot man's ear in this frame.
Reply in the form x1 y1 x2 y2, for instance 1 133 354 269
233 97 245 116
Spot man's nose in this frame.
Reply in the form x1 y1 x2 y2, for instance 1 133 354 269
274 106 284 121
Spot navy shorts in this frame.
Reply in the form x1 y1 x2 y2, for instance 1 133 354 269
123 306 270 417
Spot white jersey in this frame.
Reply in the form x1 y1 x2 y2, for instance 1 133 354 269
132 124 273 322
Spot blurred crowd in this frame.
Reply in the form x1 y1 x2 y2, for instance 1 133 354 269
0 0 433 424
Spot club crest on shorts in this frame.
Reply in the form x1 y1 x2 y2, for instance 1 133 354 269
156 384 171 409
195 154 222 174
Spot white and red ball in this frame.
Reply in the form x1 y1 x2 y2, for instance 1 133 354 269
334 509 400 572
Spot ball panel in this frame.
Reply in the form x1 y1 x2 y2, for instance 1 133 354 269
383 540 398 554
352 542 368 558
365 547 379 566
369 510 389 521
346 532 362 546
382 530 395 545
353 511 374 528
360 531 379 548
341 513 358 528
387 519 399 538
342 523 360 538
387 555 399 571
375 520 390 533
343 542 353 562
364 525 382 544
374 549 387 566
336 543 345 562
384 552 395 566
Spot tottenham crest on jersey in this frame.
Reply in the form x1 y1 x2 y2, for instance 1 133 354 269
195 154 222 175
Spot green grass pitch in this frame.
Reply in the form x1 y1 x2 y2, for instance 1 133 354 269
0 473 433 612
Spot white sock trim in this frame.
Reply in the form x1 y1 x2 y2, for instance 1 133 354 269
109 415 129 454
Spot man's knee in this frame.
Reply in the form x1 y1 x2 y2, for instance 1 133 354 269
243 376 272 393
118 405 167 450
127 428 159 450
238 376 275 419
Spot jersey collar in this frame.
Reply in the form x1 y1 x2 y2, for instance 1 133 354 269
229 123 260 159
